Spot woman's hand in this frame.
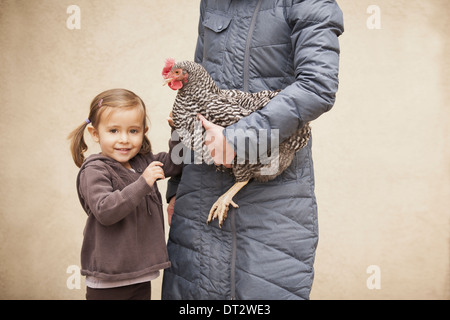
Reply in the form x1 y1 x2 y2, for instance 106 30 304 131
142 161 165 187
198 114 236 168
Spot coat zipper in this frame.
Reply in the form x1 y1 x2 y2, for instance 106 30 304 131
230 0 263 300
243 0 263 93
230 205 237 300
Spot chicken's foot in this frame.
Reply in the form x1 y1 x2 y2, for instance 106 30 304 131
207 180 249 228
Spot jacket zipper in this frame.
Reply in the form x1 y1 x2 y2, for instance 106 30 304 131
230 206 237 300
243 0 263 93
230 0 263 300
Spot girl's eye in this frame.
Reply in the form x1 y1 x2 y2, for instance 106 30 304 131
130 129 139 134
110 129 118 134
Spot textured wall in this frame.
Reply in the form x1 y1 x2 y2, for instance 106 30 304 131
0 0 448 299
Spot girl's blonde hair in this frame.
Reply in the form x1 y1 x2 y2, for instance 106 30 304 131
68 88 152 167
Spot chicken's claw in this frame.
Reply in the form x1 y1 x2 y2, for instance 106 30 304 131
206 181 249 228
207 196 239 228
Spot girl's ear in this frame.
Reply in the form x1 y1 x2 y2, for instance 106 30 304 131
144 126 149 134
87 126 100 143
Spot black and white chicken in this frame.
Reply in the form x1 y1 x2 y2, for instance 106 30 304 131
163 59 311 227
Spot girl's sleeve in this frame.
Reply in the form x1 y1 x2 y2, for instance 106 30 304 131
154 133 184 178
224 0 344 158
79 164 152 226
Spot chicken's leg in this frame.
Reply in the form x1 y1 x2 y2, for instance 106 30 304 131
207 180 249 228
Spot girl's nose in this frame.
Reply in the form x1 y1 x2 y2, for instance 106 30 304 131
119 133 128 143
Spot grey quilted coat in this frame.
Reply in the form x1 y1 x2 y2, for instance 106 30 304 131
162 0 344 300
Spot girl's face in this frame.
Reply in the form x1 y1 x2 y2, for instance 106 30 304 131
88 107 147 169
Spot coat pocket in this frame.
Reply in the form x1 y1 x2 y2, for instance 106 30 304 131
202 12 232 66
203 12 232 33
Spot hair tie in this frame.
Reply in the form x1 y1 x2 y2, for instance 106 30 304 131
85 119 91 124
98 99 103 108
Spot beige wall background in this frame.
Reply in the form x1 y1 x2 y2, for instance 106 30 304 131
0 0 448 300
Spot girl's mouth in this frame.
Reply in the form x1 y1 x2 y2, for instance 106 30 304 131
115 148 131 154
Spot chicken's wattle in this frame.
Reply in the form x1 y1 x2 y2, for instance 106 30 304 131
169 80 183 90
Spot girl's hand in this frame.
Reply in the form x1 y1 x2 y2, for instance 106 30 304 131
142 161 165 187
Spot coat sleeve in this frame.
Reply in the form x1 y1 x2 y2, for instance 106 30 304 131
224 0 344 154
194 0 206 63
79 164 153 226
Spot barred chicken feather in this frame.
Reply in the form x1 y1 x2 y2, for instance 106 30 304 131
163 59 311 227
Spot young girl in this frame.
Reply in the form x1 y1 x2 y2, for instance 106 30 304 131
68 88 182 300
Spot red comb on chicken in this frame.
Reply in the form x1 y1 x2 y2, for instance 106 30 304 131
162 58 175 78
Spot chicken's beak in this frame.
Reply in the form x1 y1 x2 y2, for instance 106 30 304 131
163 78 173 86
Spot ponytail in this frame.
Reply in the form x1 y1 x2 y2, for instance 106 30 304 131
68 121 89 168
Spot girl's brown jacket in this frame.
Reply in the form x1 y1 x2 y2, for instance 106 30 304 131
76 142 182 281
